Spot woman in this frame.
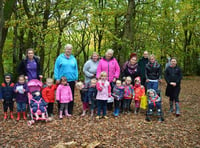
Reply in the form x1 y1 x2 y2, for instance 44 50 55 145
121 53 141 85
165 57 182 116
54 44 78 114
83 52 99 85
96 49 120 110
145 54 162 91
18 48 42 81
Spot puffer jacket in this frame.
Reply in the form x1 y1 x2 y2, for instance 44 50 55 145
96 57 120 82
56 84 73 103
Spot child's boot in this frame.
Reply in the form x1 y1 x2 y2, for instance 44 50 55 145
22 112 27 120
175 102 180 116
41 113 46 119
10 112 14 119
169 101 173 112
81 110 86 117
59 111 63 119
35 113 39 120
91 110 94 117
116 108 119 116
17 112 20 121
65 110 72 117
4 112 7 120
113 108 117 116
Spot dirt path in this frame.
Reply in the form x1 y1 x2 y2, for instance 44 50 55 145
0 77 200 147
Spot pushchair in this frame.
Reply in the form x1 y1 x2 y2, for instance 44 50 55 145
145 88 164 122
27 79 49 125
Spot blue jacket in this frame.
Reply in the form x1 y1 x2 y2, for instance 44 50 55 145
0 82 15 102
54 54 78 82
88 86 97 101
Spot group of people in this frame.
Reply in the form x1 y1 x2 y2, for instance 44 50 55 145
0 44 182 122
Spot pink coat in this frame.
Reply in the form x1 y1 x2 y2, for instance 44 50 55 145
56 84 73 103
96 57 120 82
96 80 111 100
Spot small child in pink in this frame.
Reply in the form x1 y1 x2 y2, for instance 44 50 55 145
96 71 111 119
56 76 73 119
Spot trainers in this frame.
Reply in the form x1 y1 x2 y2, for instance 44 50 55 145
103 116 108 119
96 116 101 119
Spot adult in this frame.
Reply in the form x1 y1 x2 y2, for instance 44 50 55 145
96 49 120 110
54 44 78 114
121 53 141 85
138 51 149 86
83 52 99 85
145 54 162 91
18 48 42 81
165 57 182 116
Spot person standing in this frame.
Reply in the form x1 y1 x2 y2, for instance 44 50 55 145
83 52 99 85
96 49 120 110
18 48 42 81
165 57 182 116
138 51 149 86
145 54 162 91
121 53 141 85
54 44 78 114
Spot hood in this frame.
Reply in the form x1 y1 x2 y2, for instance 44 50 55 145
4 73 13 84
147 89 157 97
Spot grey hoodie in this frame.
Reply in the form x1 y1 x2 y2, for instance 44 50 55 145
83 59 99 84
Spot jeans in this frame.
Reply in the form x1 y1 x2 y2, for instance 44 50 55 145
147 81 158 91
17 102 26 112
114 100 121 110
97 100 107 116
32 105 46 113
123 99 131 111
90 99 97 110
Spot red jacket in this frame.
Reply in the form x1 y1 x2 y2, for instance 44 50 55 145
42 84 57 103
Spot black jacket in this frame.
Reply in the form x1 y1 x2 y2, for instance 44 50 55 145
145 61 162 80
0 83 15 102
18 56 41 79
164 66 182 86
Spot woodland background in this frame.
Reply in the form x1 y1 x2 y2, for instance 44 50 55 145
0 0 200 82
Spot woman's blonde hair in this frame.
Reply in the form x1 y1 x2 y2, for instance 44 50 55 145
91 52 99 59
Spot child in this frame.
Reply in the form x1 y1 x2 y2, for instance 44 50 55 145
56 76 73 119
112 80 124 117
14 75 29 120
133 77 145 114
96 71 111 119
88 78 97 117
123 76 134 113
42 78 57 117
76 81 89 116
30 90 47 120
0 74 15 120
146 89 164 122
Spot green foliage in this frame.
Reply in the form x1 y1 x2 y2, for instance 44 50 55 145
1 0 200 79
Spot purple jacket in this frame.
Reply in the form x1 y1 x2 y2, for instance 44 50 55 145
14 83 29 103
96 57 120 82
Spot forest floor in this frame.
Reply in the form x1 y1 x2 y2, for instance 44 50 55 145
0 77 200 148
